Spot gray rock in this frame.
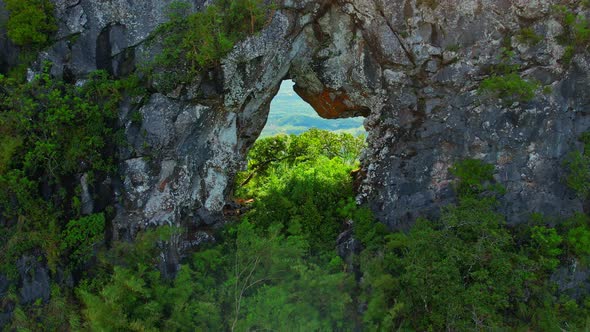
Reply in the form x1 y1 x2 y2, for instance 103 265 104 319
551 259 590 301
16 257 50 305
80 173 94 215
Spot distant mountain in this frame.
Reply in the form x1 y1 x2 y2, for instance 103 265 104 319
260 80 366 137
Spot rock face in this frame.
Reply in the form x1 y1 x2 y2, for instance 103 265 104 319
4 0 589 259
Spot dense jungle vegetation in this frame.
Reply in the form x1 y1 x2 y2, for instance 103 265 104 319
1 0 590 331
2 120 590 330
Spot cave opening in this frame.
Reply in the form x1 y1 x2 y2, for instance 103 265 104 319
260 79 366 137
231 78 368 217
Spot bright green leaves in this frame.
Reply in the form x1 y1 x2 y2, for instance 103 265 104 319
479 72 539 103
150 0 270 91
564 132 590 199
449 158 496 197
237 129 365 254
530 225 563 271
554 5 590 64
478 48 539 103
0 68 132 282
4 0 57 47
237 128 365 191
61 213 105 267
358 158 590 331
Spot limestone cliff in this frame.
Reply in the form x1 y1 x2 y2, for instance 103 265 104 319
4 0 590 259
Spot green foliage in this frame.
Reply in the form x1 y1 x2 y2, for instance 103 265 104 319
449 158 496 196
4 0 57 47
0 68 122 180
0 66 138 279
61 213 105 267
554 5 590 64
149 0 271 91
237 128 365 189
479 72 539 103
517 27 544 45
360 198 526 331
7 284 81 331
564 132 590 199
80 221 353 331
478 48 539 103
562 213 590 261
530 225 563 270
359 159 590 331
77 129 359 330
237 129 365 255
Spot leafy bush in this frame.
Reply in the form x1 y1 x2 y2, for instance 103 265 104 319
479 72 539 103
358 159 590 331
79 221 353 331
149 0 271 91
237 128 364 187
554 5 590 64
530 225 563 270
449 158 496 196
0 66 140 278
4 0 57 47
236 129 365 255
478 47 539 103
562 213 590 261
564 132 590 199
517 27 543 45
61 213 105 267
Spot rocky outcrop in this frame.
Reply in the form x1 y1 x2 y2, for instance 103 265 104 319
4 0 589 260
0 0 19 74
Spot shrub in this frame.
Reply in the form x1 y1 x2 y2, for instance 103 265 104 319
4 0 57 47
449 158 500 197
478 47 539 103
564 132 590 199
0 66 140 280
149 0 271 91
61 213 105 268
564 151 590 198
479 72 539 103
554 5 590 64
530 226 563 270
517 27 543 45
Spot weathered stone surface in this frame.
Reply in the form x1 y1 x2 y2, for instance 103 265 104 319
16 257 50 305
552 259 590 300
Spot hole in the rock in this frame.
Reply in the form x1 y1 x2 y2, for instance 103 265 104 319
260 80 366 137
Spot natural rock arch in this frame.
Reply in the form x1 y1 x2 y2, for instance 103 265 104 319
36 0 590 262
